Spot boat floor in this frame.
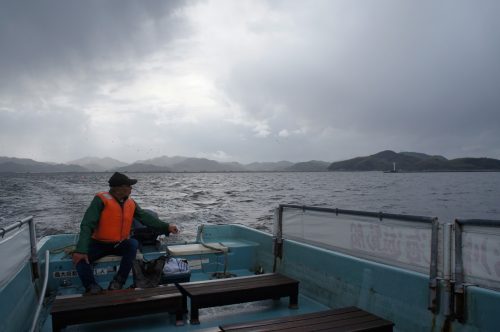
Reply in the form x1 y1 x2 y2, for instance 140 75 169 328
39 269 329 332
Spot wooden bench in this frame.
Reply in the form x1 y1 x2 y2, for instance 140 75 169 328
50 285 184 331
176 273 299 324
219 306 394 331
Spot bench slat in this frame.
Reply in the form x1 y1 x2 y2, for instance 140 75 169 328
337 318 395 332
179 272 292 287
219 307 361 330
269 314 385 332
186 278 298 296
180 274 296 294
220 307 393 332
51 286 181 312
218 307 359 329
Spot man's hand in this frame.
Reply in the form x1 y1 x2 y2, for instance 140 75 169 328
72 252 89 265
168 224 179 234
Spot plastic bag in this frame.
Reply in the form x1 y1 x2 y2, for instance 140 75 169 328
131 256 166 288
163 257 190 274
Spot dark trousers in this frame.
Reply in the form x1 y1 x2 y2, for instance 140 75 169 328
76 238 139 289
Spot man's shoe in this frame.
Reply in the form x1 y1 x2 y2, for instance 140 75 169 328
108 278 124 290
85 283 103 295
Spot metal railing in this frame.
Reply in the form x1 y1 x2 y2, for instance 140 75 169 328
0 216 39 279
273 205 440 313
30 250 50 332
1 216 43 331
273 205 500 323
274 205 438 273
453 218 500 322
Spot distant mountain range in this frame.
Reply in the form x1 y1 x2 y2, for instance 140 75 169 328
0 157 86 173
114 156 288 173
328 150 500 172
1 151 499 173
0 155 300 173
67 157 128 172
286 160 331 172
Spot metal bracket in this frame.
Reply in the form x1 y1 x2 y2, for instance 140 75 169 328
454 282 465 323
273 237 283 260
272 237 283 273
453 282 474 323
428 277 440 313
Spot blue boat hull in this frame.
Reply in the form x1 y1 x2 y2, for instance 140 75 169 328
2 223 500 331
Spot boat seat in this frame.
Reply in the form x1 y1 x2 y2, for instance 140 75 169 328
91 243 227 263
168 242 229 255
219 306 394 331
93 250 143 263
176 273 299 324
50 285 184 332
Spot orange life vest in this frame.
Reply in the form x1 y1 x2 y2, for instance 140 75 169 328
91 192 136 242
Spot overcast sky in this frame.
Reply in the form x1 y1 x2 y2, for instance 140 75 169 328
1 0 499 164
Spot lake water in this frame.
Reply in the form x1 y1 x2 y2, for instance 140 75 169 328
0 172 499 241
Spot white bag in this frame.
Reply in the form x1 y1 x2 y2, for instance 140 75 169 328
162 257 190 274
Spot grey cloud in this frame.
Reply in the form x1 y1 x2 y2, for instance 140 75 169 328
0 0 190 92
0 0 194 161
223 1 500 158
0 105 90 161
1 0 499 163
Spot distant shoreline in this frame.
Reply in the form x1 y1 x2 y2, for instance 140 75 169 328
382 169 500 173
2 169 500 175
3 150 500 173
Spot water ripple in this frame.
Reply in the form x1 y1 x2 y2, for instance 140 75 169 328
1 172 500 239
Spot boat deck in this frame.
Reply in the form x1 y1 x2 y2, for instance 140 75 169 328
33 234 330 332
40 269 329 332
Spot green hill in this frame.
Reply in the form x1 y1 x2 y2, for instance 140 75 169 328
328 151 500 171
285 160 331 172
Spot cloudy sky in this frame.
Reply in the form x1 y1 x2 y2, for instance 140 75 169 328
1 0 499 164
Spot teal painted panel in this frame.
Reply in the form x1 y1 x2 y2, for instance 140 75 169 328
0 263 37 332
278 239 441 331
458 286 500 332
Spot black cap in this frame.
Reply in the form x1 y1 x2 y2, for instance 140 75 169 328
108 172 138 187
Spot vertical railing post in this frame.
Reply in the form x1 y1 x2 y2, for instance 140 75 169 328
30 250 50 332
26 216 40 280
273 205 284 272
428 218 439 313
442 223 454 317
453 219 466 323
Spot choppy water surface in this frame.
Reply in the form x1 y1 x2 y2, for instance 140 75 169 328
0 172 499 240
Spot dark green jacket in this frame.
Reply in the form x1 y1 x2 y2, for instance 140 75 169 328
75 194 171 254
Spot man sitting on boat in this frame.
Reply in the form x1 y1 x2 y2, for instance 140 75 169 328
72 172 179 294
